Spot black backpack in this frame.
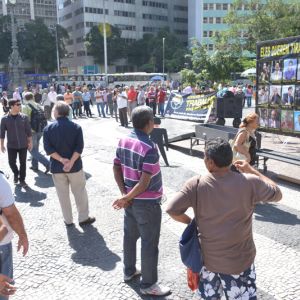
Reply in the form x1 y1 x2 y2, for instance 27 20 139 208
28 103 47 132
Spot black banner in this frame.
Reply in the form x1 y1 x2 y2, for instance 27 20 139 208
256 36 300 136
165 92 216 120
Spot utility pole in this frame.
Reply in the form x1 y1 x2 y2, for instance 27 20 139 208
103 0 108 78
162 37 165 82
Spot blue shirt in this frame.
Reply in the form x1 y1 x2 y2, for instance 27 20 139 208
82 92 91 102
43 117 84 174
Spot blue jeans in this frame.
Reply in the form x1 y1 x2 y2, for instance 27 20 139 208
72 101 80 117
96 102 106 117
247 96 252 107
158 103 165 116
123 201 162 289
30 132 50 170
0 242 13 300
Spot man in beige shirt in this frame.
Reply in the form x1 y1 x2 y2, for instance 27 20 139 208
166 138 282 300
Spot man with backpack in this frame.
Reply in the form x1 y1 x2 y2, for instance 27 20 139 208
23 92 50 174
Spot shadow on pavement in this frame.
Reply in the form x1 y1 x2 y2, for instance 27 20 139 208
255 203 300 225
126 280 171 300
168 144 205 159
34 174 54 188
14 185 47 207
66 225 121 271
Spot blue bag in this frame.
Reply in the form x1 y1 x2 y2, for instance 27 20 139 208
179 218 203 273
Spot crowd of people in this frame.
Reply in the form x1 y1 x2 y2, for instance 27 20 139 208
0 80 284 300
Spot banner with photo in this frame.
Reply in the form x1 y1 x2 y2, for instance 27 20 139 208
165 92 216 120
256 35 300 136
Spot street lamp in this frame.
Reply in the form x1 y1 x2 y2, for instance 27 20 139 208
7 0 23 92
103 0 108 78
162 37 165 82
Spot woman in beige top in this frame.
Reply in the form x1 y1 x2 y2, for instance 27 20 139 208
234 113 259 165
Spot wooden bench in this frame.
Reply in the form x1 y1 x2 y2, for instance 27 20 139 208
256 148 300 172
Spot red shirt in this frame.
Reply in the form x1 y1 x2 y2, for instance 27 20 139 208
157 90 166 103
127 89 137 102
147 91 157 103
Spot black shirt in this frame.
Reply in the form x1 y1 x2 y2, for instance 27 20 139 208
43 117 84 173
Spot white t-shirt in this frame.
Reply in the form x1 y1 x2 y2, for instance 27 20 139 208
0 173 14 245
48 91 58 104
117 92 128 109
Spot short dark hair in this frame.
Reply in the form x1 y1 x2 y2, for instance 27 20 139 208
153 117 161 125
205 138 233 168
24 92 34 101
8 99 20 108
54 101 70 117
132 106 154 130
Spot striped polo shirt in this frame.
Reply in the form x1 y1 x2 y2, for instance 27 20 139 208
114 129 163 202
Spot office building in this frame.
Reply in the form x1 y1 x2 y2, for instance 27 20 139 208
59 0 188 74
0 0 57 29
188 0 253 51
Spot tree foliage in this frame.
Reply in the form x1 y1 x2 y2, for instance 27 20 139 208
220 0 300 54
0 16 12 65
85 24 125 65
0 16 69 73
127 28 187 73
18 18 69 73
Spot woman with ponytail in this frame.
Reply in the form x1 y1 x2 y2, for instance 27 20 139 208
232 113 259 165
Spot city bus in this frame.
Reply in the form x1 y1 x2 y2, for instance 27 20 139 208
50 72 167 88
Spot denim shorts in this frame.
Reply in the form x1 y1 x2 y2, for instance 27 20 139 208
0 242 13 278
0 242 13 300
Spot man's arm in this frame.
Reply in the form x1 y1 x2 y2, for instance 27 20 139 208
234 160 282 203
0 118 6 153
2 204 28 256
0 218 8 241
113 165 127 196
113 172 152 210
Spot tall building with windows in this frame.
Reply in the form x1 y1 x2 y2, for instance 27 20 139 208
188 0 253 51
0 0 57 29
59 0 188 74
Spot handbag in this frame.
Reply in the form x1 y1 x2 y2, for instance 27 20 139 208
179 177 203 274
229 129 251 162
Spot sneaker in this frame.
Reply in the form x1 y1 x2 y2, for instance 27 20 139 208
124 269 141 282
140 283 171 296
19 181 28 188
79 217 96 226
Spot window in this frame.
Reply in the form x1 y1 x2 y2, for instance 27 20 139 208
203 31 208 37
174 29 188 35
174 17 188 23
85 7 108 14
203 17 208 23
216 17 221 24
142 1 168 9
203 3 208 10
74 7 83 15
114 0 135 3
209 17 214 24
116 24 136 31
143 14 168 21
77 50 86 57
67 39 73 45
216 3 221 10
174 5 187 11
223 3 228 10
209 3 214 10
209 31 213 37
75 22 84 30
208 44 214 51
76 36 84 43
114 10 136 17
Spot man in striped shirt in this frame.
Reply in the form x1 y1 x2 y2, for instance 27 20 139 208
113 106 170 297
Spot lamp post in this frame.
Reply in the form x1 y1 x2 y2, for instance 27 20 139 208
162 37 165 82
55 0 60 76
7 0 23 92
103 0 108 78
